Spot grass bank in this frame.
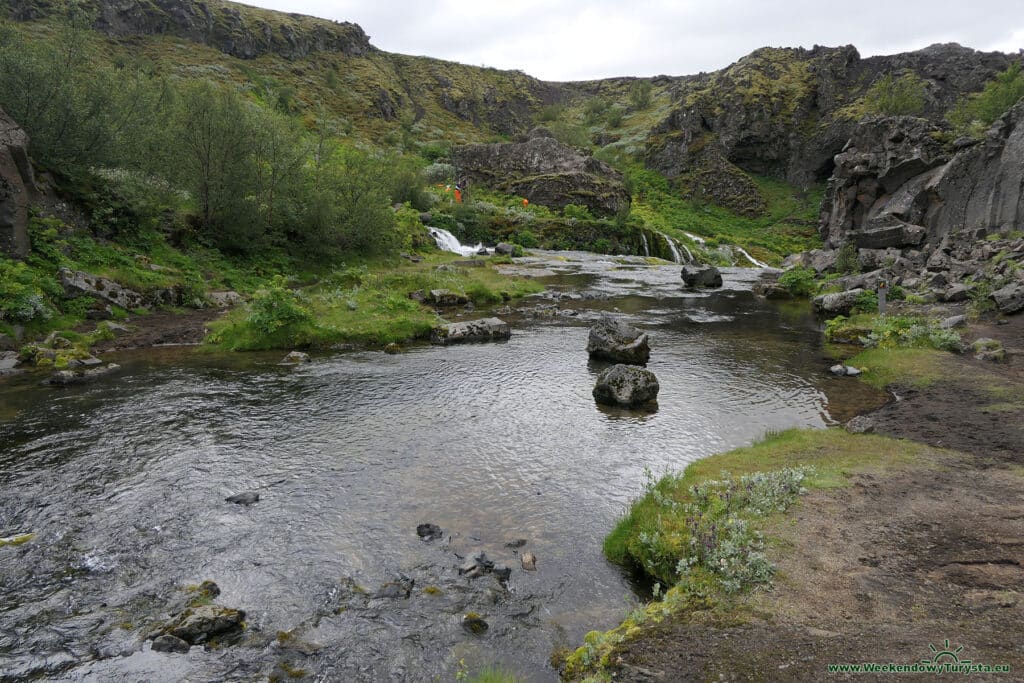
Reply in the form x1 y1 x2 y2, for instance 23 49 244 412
206 252 543 351
563 428 937 681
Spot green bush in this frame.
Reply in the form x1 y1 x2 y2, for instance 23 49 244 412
247 276 314 335
0 260 53 324
778 266 816 296
536 104 564 122
583 96 611 124
512 230 539 248
863 72 927 116
853 290 878 313
628 80 653 110
835 241 859 274
604 106 624 128
562 204 594 220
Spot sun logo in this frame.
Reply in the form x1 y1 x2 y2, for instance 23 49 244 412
922 639 971 665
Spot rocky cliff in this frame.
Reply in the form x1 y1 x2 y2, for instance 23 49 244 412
795 101 1024 314
643 44 1015 218
452 129 631 217
0 108 37 259
8 0 372 60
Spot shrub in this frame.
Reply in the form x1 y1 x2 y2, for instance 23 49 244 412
0 260 53 324
512 230 539 248
604 106 624 128
835 241 859 274
628 80 653 110
537 104 564 122
853 290 878 314
247 276 314 335
949 63 1024 137
863 72 927 116
562 204 594 220
778 266 816 297
583 96 611 124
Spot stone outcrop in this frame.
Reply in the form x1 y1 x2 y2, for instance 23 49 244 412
586 316 650 365
592 364 660 407
0 108 37 259
431 317 511 345
58 268 147 310
452 134 630 217
813 289 866 316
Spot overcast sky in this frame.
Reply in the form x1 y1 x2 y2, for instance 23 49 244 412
244 1 1023 81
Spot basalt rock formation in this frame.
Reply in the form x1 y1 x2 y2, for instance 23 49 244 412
0 107 36 259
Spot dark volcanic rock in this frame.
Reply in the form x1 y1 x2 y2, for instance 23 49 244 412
681 264 723 288
587 316 650 365
151 634 190 654
593 364 660 407
451 137 630 217
225 491 259 505
0 107 37 258
991 283 1024 314
59 269 147 310
416 523 443 541
161 605 245 644
813 288 865 316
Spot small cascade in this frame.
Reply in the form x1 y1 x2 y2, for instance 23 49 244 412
640 233 650 257
734 246 769 268
655 230 687 264
682 231 706 246
428 227 485 257
678 241 694 263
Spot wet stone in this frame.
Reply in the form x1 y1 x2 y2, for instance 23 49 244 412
417 523 443 541
225 491 259 505
521 552 537 571
462 613 489 635
151 634 190 654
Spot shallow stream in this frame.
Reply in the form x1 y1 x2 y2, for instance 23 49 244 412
0 253 884 681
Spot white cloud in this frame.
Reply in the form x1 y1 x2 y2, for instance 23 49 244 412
242 0 1024 80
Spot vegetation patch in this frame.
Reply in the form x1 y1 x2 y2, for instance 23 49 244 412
565 428 932 680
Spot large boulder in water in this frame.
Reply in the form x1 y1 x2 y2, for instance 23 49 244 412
593 364 660 407
587 316 650 365
681 264 723 288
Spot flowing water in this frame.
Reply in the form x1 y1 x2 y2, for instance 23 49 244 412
428 228 486 257
0 253 885 682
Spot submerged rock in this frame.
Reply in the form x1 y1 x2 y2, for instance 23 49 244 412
225 491 259 505
416 523 443 541
160 604 245 645
586 316 650 365
151 634 191 654
521 552 537 571
593 365 660 407
680 264 723 288
462 613 489 635
280 351 310 364
46 364 120 386
431 317 511 345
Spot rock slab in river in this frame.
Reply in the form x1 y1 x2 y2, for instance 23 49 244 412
586 316 650 365
431 317 510 345
593 364 660 407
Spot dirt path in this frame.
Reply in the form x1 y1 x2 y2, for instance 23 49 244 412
88 308 228 352
602 315 1024 681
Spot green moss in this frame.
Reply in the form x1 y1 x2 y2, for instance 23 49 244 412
421 585 443 596
0 533 36 547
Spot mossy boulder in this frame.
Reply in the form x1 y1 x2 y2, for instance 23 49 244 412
593 364 660 407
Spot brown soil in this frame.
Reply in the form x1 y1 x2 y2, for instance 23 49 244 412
602 313 1024 682
89 308 228 352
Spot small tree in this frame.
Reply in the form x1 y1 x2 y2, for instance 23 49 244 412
949 63 1024 136
628 80 652 110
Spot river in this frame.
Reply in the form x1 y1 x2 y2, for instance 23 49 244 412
0 253 883 682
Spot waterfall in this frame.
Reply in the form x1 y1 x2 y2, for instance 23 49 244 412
734 246 769 268
640 233 650 257
428 227 485 257
682 231 706 245
655 231 687 264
